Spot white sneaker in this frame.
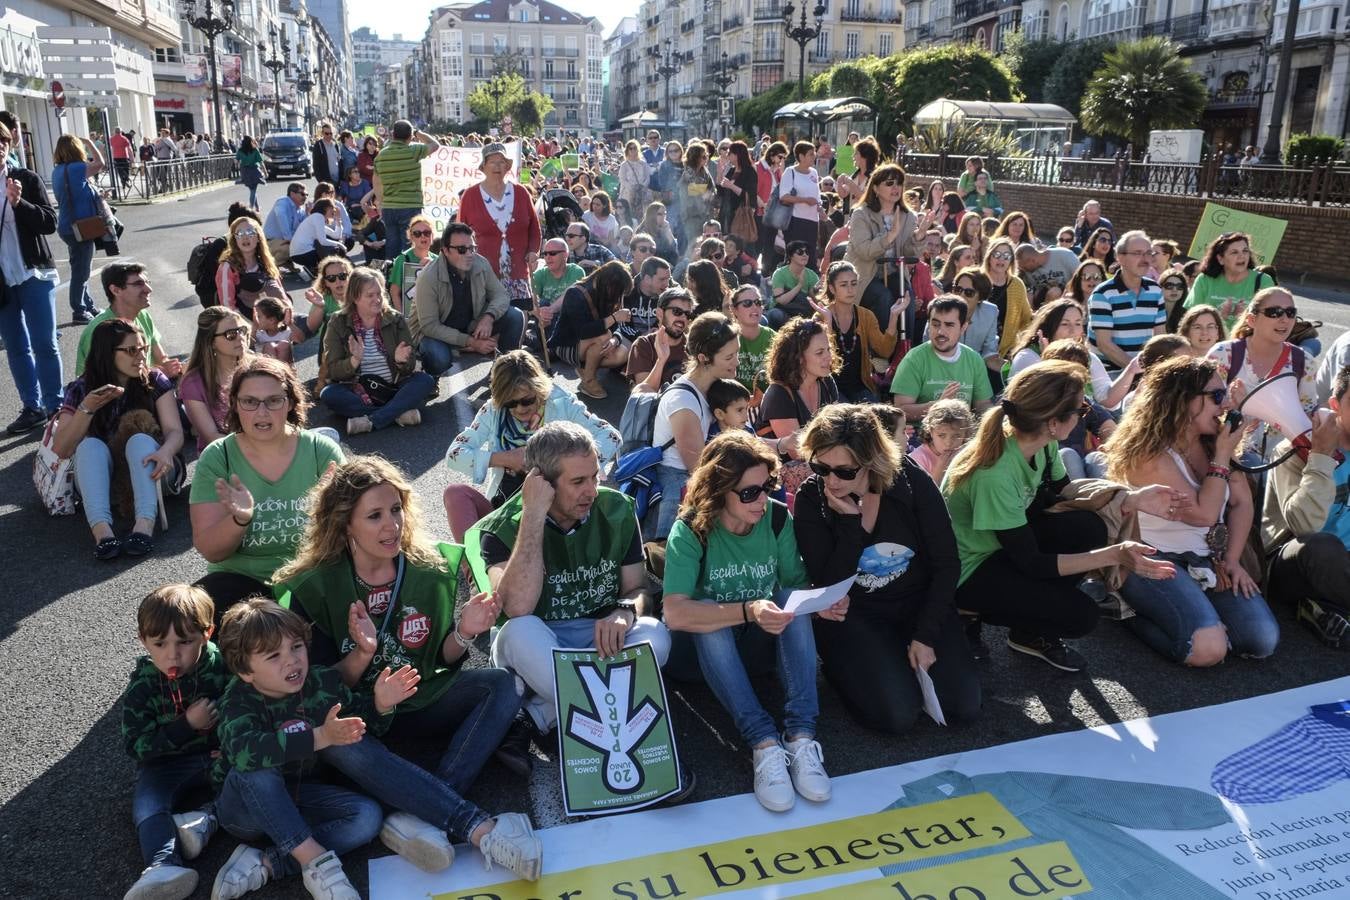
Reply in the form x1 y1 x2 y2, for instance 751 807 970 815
752 742 795 812
173 808 217 861
479 812 543 882
395 408 421 427
210 845 268 900
346 415 373 436
380 811 454 872
125 864 197 900
300 850 359 900
784 736 831 802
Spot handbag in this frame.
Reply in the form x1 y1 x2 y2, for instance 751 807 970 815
731 203 758 243
32 415 78 516
763 171 792 231
64 165 107 242
358 373 402 405
1290 316 1321 347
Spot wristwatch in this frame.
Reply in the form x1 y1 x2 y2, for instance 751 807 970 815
615 598 640 617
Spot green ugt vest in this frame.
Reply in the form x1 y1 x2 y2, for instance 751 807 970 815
465 487 636 621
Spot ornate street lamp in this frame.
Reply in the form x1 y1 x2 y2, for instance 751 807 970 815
181 0 234 151
783 2 826 102
648 39 682 128
258 24 290 130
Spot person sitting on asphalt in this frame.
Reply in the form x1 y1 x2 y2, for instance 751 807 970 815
1263 364 1350 648
546 260 633 400
1088 230 1166 369
287 199 347 279
1073 199 1113 249
409 222 525 379
75 263 182 379
262 183 308 272
728 283 774 393
213 218 289 328
312 182 355 251
794 403 982 734
1015 242 1081 301
466 422 673 757
891 295 994 421
661 430 838 813
618 255 671 346
51 319 185 561
320 266 435 436
627 287 694 394
529 237 583 329
180 306 252 453
444 350 620 541
767 241 818 329
387 214 436 314
564 221 615 272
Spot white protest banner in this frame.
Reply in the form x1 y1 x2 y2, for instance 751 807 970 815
420 142 521 234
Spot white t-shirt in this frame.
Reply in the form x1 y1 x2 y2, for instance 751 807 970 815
651 377 710 471
781 166 820 222
1009 347 1112 401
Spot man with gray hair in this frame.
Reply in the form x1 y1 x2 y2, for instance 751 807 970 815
466 421 672 741
1088 229 1166 368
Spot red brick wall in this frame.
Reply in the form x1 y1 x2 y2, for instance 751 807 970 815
903 176 1349 284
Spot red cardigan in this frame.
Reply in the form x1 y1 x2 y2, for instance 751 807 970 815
458 184 541 281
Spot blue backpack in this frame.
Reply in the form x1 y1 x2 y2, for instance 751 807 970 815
614 381 704 520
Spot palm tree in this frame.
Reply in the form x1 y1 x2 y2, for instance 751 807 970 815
1079 37 1208 149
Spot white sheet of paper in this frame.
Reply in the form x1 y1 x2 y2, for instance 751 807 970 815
917 665 947 726
781 575 855 617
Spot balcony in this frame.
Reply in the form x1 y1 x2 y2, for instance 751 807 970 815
1206 0 1263 39
1084 2 1145 38
647 15 661 28
906 21 934 42
754 50 785 63
1271 0 1342 44
705 19 722 34
1207 87 1260 110
726 51 750 66
723 14 745 29
1140 11 1208 42
954 0 1001 22
681 19 697 32
754 3 785 21
556 47 580 57
840 7 904 22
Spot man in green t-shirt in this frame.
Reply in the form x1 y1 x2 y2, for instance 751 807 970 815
891 296 993 421
466 422 670 735
530 237 583 329
75 262 179 377
372 119 440 262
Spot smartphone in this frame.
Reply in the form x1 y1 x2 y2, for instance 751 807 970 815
91 384 121 396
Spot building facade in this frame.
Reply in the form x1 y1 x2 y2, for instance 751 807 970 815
351 26 417 125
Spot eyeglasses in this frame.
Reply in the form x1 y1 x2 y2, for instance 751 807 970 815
1259 306 1298 319
410 229 433 238
731 479 778 503
116 344 150 356
216 326 247 340
501 395 538 411
237 394 289 411
990 251 1012 261
952 286 979 299
543 249 566 257
808 461 862 481
1058 236 1075 244
448 244 477 254
1162 281 1186 291
323 272 350 284
734 297 764 308
664 306 692 318
235 229 258 238
1118 250 1150 258
1199 388 1228 406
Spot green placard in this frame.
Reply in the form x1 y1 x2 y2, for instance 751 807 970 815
553 642 681 817
1188 202 1287 265
520 168 534 185
835 144 856 176
540 157 562 178
562 152 580 171
600 173 619 196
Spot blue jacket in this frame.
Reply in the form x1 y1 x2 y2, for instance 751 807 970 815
52 161 97 238
263 196 306 242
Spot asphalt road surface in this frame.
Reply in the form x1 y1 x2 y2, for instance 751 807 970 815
1 180 1347 900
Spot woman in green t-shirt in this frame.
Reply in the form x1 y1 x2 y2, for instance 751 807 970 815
729 284 775 393
1184 232 1275 336
388 214 436 314
663 432 843 813
943 361 1178 673
190 356 345 625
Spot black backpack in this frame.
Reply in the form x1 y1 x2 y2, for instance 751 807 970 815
188 236 227 307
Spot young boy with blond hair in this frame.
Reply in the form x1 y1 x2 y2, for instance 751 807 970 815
121 584 230 900
210 598 542 900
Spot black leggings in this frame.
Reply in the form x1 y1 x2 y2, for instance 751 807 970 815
194 571 273 631
955 508 1105 640
814 600 981 734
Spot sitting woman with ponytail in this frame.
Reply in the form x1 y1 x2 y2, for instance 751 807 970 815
942 361 1182 673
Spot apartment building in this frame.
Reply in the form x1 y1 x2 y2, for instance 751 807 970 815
352 27 417 124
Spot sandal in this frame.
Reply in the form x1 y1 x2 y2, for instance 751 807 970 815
94 537 122 561
124 532 155 557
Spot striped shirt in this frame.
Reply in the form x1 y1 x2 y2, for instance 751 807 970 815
1088 271 1165 357
373 140 431 209
358 328 394 381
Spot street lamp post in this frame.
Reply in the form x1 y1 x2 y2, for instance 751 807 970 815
296 42 314 134
181 0 234 151
782 3 826 103
1259 0 1301 164
648 39 682 131
259 25 290 131
711 51 737 138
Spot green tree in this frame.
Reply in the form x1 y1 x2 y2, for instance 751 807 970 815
1003 32 1068 103
513 93 554 135
1080 37 1208 148
814 60 876 98
736 81 803 136
870 44 1020 141
467 72 528 122
1042 38 1116 119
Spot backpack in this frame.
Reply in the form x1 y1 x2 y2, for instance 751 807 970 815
1223 339 1305 385
188 236 227 307
617 380 701 455
614 381 705 522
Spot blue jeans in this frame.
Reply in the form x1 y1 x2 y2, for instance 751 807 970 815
673 593 820 746
319 371 436 429
132 752 212 868
654 464 690 540
215 767 382 880
383 207 419 261
61 233 97 314
0 274 62 412
385 667 521 795
417 307 526 377
1120 565 1280 663
74 433 160 527
247 185 259 209
321 736 490 843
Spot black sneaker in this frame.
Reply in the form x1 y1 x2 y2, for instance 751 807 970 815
493 714 537 778
660 760 697 806
962 615 989 661
72 308 95 324
1007 633 1086 673
1298 598 1350 649
5 406 47 435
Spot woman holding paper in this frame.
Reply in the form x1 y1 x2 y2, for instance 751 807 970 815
662 430 839 814
794 404 981 734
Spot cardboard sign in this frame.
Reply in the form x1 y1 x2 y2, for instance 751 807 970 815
540 157 563 179
835 144 856 175
552 641 681 817
562 152 580 171
419 143 521 233
1188 202 1287 265
600 173 619 197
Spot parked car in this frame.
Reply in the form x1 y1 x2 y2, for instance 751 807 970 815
261 132 311 180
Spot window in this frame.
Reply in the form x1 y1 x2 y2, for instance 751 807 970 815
545 60 555 78
472 58 484 76
878 32 892 54
568 61 577 78
519 9 529 21
814 31 829 56
844 0 860 15
543 36 557 52
154 47 182 63
518 35 532 51
565 36 578 52
494 34 507 52
470 33 485 53
567 85 577 100
448 33 463 75
845 31 859 56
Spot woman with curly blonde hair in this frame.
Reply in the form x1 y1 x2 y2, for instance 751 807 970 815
275 454 529 782
662 430 839 813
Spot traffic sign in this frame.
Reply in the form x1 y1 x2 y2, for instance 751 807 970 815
719 97 734 120
50 80 64 109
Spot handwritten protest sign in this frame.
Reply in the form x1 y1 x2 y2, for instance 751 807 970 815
835 144 856 175
419 143 521 233
1188 202 1287 265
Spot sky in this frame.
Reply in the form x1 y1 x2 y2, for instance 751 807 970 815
349 0 630 44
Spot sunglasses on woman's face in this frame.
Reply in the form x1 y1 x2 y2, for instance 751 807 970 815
990 251 1012 261
1162 281 1186 291
1259 306 1298 319
953 286 979 299
323 272 349 283
1059 236 1074 244
501 395 538 410
216 326 247 340
732 479 778 503
410 229 433 238
1200 388 1228 405
235 229 258 238
735 297 764 308
808 461 862 481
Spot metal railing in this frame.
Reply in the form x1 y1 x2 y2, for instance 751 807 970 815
896 150 1350 207
106 154 240 202
1140 10 1208 41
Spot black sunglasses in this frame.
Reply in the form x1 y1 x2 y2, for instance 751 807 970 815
1200 387 1228 405
501 395 538 410
1161 281 1186 291
1258 306 1298 319
216 326 247 340
543 249 566 256
410 229 433 238
808 461 862 481
323 272 349 283
732 479 778 503
448 245 476 254
663 306 692 318
952 286 979 299
735 297 764 308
